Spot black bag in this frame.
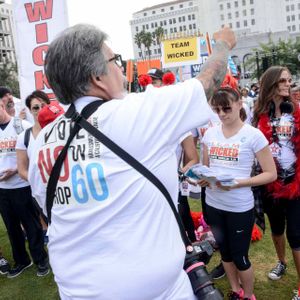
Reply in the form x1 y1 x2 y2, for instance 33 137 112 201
251 162 265 232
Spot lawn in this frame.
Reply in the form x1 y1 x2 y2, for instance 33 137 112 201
0 199 297 300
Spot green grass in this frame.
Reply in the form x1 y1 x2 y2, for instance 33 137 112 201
0 201 297 299
0 218 59 300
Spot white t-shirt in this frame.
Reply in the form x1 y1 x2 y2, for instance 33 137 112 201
269 113 296 170
198 112 221 163
28 78 212 300
16 128 37 161
202 123 268 212
0 118 31 189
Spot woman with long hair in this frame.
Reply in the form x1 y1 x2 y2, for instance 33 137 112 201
200 87 276 300
253 66 300 300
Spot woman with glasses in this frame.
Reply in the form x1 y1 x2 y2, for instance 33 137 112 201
16 90 50 180
199 86 276 300
253 66 300 300
16 90 50 249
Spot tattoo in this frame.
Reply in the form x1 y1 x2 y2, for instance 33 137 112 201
197 41 230 100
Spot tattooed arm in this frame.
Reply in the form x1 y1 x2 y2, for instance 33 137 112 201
196 27 236 100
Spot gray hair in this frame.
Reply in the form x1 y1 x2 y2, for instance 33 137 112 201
44 24 108 104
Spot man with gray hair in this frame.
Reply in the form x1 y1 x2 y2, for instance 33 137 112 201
29 24 236 299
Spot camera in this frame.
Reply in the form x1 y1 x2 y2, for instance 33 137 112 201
184 240 223 300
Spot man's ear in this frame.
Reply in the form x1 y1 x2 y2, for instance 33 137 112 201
90 74 109 100
91 75 103 87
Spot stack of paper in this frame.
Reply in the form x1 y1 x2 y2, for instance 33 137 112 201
185 164 237 187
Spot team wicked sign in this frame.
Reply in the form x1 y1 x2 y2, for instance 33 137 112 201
161 36 201 68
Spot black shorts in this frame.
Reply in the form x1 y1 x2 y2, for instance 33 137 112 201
263 195 300 249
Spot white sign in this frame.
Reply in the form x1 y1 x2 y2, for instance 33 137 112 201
13 0 69 101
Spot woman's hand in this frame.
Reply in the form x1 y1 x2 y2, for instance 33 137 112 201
186 178 197 186
216 179 244 191
198 179 211 188
0 168 17 181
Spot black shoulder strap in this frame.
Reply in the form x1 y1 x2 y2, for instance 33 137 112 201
46 100 192 248
24 127 32 148
46 100 104 223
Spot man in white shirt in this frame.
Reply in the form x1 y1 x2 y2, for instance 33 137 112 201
29 24 236 300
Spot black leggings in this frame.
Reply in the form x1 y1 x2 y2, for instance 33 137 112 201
0 186 47 265
263 196 300 249
206 204 254 271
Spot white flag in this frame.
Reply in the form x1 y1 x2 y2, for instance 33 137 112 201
13 0 68 101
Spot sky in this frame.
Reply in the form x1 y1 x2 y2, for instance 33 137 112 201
7 0 168 59
66 0 167 60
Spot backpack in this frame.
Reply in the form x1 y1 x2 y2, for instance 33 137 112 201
24 127 33 148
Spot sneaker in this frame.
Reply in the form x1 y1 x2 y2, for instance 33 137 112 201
228 291 241 300
0 257 10 275
37 260 50 277
244 295 256 300
268 261 287 280
210 262 226 280
238 288 244 298
292 290 300 300
7 261 33 278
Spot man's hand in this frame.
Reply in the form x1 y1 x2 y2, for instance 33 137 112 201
213 26 236 51
19 108 27 120
0 169 17 181
197 27 236 101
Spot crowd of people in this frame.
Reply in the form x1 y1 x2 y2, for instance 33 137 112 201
0 23 300 300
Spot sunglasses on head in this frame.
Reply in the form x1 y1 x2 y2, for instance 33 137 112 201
277 78 292 84
212 106 232 114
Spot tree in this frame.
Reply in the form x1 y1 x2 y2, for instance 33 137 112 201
141 31 153 60
245 38 300 80
134 31 145 60
0 62 20 98
152 27 164 56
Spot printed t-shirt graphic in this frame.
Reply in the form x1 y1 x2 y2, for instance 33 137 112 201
269 113 296 170
208 141 239 163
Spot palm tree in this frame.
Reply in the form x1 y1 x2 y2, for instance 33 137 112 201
134 31 145 60
141 31 153 60
152 27 164 56
0 62 20 97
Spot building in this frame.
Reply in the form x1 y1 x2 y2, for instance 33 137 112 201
0 0 16 64
130 0 201 59
130 0 300 80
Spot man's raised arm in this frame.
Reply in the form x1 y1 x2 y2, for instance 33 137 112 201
196 27 236 100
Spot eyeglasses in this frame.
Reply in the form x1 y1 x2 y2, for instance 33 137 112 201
107 54 123 68
212 106 233 114
31 105 43 111
277 78 292 84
